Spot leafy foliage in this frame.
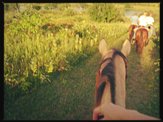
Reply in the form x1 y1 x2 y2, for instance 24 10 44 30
32 5 41 10
4 10 90 91
89 3 125 23
5 6 128 92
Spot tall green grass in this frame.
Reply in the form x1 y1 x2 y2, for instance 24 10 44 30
4 7 128 92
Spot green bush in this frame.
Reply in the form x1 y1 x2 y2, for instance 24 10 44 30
4 10 48 90
44 4 58 10
124 3 132 8
32 5 41 10
4 3 18 12
64 8 77 16
4 11 97 92
4 8 128 92
89 3 125 23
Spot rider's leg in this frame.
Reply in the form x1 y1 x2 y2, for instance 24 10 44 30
147 25 156 39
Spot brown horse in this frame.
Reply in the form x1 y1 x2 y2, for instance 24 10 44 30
94 39 131 120
135 27 149 55
128 24 137 43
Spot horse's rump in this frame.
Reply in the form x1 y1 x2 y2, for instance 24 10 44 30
135 27 148 54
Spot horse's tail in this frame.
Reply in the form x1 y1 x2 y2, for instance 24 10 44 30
136 29 142 54
135 29 146 54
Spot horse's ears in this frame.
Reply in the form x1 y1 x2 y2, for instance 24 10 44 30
121 39 131 57
99 39 108 56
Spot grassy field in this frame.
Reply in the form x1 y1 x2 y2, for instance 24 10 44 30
4 3 160 120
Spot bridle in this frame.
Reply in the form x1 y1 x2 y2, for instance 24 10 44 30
96 48 128 107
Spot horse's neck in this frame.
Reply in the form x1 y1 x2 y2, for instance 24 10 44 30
100 56 126 107
101 82 112 105
114 55 126 108
99 50 126 108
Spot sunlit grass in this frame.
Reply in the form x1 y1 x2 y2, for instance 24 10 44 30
4 8 129 90
140 40 155 70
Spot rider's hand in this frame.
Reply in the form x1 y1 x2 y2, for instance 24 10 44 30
92 102 160 120
93 102 127 120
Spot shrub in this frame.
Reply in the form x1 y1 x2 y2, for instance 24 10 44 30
89 3 125 23
4 8 128 92
124 3 132 8
32 5 41 10
64 8 77 16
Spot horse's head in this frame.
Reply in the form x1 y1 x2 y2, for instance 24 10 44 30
98 39 109 57
95 39 130 119
99 39 131 58
121 39 131 57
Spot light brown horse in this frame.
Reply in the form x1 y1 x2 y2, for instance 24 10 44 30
94 39 131 119
135 27 149 55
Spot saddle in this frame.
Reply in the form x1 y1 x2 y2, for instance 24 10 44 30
137 26 149 31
